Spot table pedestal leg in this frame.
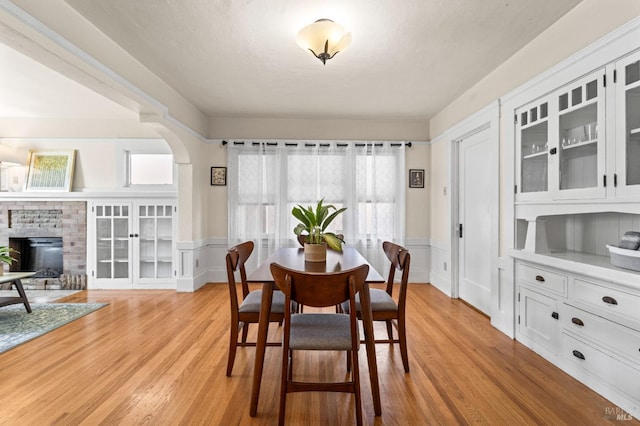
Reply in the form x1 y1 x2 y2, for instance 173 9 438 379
249 283 273 416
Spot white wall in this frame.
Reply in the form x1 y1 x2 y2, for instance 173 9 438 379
0 118 159 139
209 117 429 142
204 119 432 283
0 138 171 191
206 117 431 242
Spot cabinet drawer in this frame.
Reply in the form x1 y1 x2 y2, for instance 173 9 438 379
563 304 640 365
572 279 640 328
562 333 640 403
517 263 567 296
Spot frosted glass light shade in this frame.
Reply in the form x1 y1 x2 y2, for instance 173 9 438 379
296 19 352 64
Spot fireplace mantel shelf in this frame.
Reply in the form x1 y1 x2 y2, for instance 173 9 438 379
0 190 177 201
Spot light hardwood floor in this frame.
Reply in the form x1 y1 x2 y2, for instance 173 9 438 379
0 283 635 425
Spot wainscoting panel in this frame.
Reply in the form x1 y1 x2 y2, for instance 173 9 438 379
176 239 211 292
404 238 430 283
429 242 451 296
492 256 515 338
205 238 229 284
201 239 432 288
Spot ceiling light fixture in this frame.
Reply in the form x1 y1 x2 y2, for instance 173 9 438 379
296 19 352 65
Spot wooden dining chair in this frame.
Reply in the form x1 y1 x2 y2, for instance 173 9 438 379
343 241 411 372
270 262 369 426
225 241 288 377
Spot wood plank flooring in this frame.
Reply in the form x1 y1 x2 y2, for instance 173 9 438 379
0 283 635 425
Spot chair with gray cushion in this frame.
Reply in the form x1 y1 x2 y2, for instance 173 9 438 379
343 241 411 372
270 262 368 426
225 241 288 376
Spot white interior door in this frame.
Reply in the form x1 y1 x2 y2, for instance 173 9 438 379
458 128 492 315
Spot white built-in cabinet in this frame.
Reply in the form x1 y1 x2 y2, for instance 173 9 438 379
516 50 640 202
511 31 640 419
88 200 176 289
517 263 566 356
517 69 607 200
615 50 640 198
515 260 640 417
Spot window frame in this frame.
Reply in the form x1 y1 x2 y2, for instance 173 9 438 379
123 149 176 189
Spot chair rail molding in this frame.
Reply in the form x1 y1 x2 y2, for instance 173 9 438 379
203 238 432 288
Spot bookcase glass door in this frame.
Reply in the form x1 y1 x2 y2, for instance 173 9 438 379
137 204 174 280
624 58 640 186
557 76 601 192
519 101 549 194
95 204 131 280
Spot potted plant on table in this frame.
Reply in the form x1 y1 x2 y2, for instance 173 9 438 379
292 199 346 262
0 246 18 276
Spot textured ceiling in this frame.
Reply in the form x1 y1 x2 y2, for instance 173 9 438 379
60 0 582 121
0 1 583 126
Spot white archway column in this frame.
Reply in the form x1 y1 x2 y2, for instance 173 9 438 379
142 116 210 292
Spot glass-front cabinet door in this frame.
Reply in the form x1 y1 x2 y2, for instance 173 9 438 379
90 200 176 289
135 203 175 282
554 71 606 199
615 51 640 198
93 203 132 285
516 70 606 201
516 97 550 201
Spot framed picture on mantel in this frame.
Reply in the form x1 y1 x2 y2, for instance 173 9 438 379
25 150 76 192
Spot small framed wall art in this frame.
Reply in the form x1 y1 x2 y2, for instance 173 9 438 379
25 150 76 192
409 169 424 188
211 166 227 186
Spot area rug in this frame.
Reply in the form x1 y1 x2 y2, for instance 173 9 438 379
0 303 108 354
0 289 82 303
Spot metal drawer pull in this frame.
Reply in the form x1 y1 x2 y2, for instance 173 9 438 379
572 350 585 360
571 317 584 326
602 296 618 305
551 312 559 320
535 275 545 282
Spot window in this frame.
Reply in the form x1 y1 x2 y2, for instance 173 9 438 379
126 152 174 186
228 141 406 272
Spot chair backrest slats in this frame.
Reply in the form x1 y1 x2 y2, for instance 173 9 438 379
270 263 368 308
382 241 410 301
226 241 255 304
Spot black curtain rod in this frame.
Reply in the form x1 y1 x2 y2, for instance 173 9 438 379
222 140 412 148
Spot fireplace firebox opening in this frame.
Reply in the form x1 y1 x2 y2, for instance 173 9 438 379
9 237 63 278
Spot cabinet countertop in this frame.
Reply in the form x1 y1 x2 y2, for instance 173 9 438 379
510 249 640 292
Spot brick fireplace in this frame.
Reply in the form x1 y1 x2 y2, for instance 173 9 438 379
0 200 87 290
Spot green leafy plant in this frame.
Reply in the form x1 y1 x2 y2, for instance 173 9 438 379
0 246 18 267
292 199 346 252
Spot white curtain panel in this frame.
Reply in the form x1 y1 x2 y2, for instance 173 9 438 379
227 141 405 275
